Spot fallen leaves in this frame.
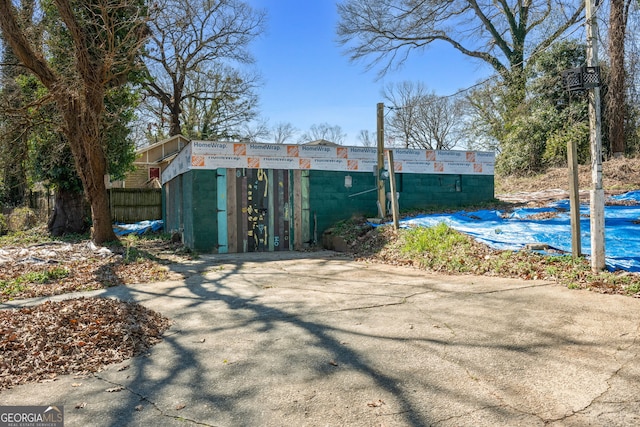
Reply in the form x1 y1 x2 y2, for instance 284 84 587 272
0 297 170 390
367 399 385 408
0 240 179 303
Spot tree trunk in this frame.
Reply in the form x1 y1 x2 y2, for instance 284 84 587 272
56 96 117 244
169 101 182 136
48 188 86 236
608 0 627 157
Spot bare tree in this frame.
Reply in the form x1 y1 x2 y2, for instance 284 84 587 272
384 81 464 150
0 0 148 243
298 123 347 144
143 0 265 137
271 122 297 144
179 65 261 140
383 81 425 148
357 129 375 147
337 0 584 115
418 94 465 150
239 118 270 142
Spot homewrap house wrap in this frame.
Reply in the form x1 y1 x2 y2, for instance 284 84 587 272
162 139 495 253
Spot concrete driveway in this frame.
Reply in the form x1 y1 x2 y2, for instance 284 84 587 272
1 250 640 426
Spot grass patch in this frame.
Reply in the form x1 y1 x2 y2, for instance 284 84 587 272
0 266 70 297
0 280 27 297
0 227 89 247
399 223 478 272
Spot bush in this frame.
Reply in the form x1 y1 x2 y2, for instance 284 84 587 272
0 214 7 236
7 207 38 232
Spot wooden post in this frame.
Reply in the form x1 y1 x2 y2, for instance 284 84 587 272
377 102 386 218
586 0 606 271
386 150 399 230
567 138 581 258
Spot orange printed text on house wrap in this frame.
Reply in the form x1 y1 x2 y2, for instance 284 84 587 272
234 143 247 156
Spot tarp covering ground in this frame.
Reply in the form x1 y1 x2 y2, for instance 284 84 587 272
113 220 164 236
393 191 640 272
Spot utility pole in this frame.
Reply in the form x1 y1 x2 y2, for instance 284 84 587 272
377 103 386 218
567 129 581 259
586 0 606 271
386 150 399 229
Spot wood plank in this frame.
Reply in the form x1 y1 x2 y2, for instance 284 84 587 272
283 170 291 250
241 169 248 253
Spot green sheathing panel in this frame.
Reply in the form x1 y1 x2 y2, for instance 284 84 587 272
308 171 379 243
309 171 495 239
181 172 195 249
163 175 184 235
190 169 218 252
398 174 494 209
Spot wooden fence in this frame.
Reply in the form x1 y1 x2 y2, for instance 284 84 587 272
109 188 162 223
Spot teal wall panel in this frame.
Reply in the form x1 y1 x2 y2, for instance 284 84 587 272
217 169 228 253
191 169 218 252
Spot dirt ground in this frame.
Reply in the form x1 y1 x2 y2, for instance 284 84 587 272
495 156 640 204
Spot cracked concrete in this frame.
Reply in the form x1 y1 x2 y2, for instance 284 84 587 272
2 250 640 426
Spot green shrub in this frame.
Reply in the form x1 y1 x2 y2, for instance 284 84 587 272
0 213 7 236
7 207 37 232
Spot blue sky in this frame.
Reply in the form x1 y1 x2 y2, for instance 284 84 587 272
247 0 493 146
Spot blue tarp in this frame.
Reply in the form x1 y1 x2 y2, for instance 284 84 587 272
387 191 640 272
113 220 164 236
